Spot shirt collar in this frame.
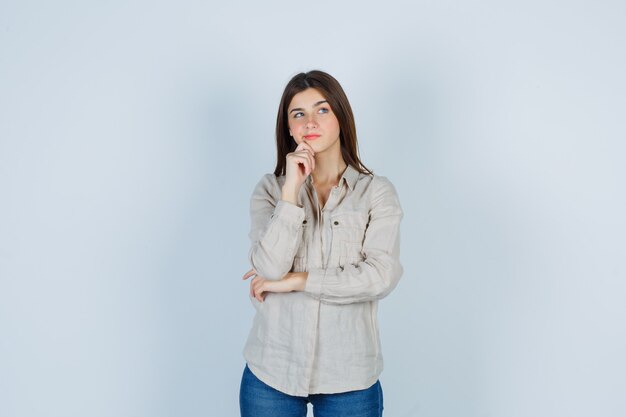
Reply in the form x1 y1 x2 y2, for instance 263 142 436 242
341 164 360 191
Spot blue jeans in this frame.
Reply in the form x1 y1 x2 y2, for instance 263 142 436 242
239 364 384 417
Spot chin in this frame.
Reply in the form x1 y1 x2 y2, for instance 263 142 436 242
308 143 321 152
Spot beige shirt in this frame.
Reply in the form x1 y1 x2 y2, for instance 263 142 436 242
242 164 403 397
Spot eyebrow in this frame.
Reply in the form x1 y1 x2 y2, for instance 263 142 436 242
289 100 328 114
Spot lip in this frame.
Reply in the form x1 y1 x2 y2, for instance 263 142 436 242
303 134 320 140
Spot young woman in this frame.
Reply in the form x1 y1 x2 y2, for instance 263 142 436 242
240 70 403 417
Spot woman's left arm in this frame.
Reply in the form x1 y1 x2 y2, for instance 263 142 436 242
303 176 403 305
244 177 403 305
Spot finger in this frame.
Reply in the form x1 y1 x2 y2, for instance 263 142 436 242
300 146 315 167
242 268 256 280
253 278 264 302
300 160 310 177
306 152 315 174
294 147 315 163
297 141 315 156
257 283 266 302
293 147 315 171
294 149 313 168
301 152 314 174
255 285 264 302
300 145 316 170
251 276 262 298
295 141 315 154
290 155 312 175
290 152 312 164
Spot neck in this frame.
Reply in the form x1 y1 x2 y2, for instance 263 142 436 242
311 148 347 185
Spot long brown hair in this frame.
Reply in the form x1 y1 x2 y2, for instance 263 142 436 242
273 70 373 176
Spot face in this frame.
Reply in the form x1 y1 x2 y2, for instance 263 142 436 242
287 88 341 155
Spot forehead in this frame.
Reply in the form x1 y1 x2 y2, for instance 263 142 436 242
288 88 327 109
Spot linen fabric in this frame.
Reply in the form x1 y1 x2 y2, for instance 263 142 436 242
242 164 403 397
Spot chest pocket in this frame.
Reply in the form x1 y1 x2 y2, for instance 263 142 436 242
330 211 369 266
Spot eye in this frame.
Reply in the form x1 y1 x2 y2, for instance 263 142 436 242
293 112 304 118
318 107 329 114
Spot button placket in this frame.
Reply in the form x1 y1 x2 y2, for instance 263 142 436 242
294 216 309 267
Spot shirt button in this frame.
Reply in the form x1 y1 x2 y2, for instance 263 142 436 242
333 220 339 226
303 220 307 224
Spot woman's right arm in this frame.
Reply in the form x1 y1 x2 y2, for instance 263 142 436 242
248 174 305 281
248 142 315 280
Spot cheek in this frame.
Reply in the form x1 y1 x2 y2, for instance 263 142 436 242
324 114 340 130
289 117 304 128
324 119 340 136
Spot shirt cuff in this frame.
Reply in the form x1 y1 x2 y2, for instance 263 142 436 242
272 199 305 223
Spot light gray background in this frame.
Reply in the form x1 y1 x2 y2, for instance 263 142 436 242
1 1 624 416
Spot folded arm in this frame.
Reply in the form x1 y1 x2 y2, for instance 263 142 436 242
303 176 404 305
248 174 304 280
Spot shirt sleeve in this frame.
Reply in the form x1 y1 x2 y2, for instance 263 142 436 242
248 174 305 280
303 176 403 305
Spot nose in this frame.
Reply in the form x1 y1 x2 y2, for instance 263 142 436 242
305 113 318 128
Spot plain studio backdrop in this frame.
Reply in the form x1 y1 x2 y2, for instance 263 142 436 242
1 1 624 416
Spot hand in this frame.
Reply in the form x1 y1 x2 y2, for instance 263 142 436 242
242 268 308 302
282 142 315 204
